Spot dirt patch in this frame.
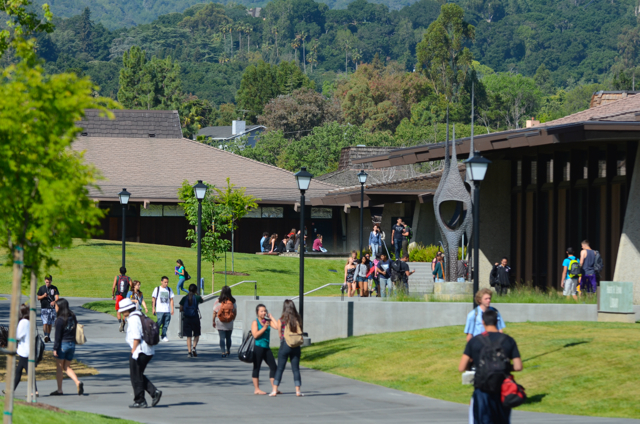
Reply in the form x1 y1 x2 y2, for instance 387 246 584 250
16 400 67 413
0 351 98 383
215 271 250 276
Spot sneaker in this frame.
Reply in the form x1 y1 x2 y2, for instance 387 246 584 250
192 348 197 357
119 321 125 332
129 401 148 409
151 390 162 407
78 381 84 396
188 352 193 358
44 336 50 343
162 336 169 342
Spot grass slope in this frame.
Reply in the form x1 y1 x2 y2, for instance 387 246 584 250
5 396 138 424
300 322 640 419
0 239 346 298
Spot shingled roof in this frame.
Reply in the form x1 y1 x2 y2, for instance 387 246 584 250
74 136 338 204
78 109 183 139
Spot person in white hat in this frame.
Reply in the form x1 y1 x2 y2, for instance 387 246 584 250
119 298 162 408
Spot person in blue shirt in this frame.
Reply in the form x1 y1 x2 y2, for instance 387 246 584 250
561 247 579 301
368 225 382 260
464 288 505 341
259 232 269 252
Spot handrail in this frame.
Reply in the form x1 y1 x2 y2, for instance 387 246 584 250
202 280 258 302
290 283 344 301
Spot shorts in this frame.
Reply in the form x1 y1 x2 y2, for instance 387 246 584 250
59 341 76 361
356 276 368 283
41 308 57 325
563 278 578 296
183 316 201 338
115 295 125 311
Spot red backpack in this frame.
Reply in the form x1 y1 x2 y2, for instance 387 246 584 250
218 301 236 323
501 375 527 408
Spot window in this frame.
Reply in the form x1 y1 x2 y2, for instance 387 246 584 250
140 204 163 217
598 160 606 178
140 204 184 217
261 207 284 218
245 207 261 218
531 161 537 184
311 208 333 219
563 161 570 181
163 205 185 217
618 152 627 176
547 159 554 183
583 159 588 179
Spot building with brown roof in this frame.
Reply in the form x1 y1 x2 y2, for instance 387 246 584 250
75 110 341 252
351 95 640 301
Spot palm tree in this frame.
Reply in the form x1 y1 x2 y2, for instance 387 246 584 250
292 34 302 65
244 24 253 53
352 49 362 71
299 31 308 73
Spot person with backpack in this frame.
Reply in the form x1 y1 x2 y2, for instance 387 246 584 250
458 309 523 424
127 280 148 314
152 277 174 342
465 288 506 342
376 253 393 297
213 285 237 357
12 304 38 397
402 222 412 257
118 298 162 408
37 274 59 342
269 300 304 397
580 240 601 294
250 304 278 395
391 218 405 260
51 298 83 396
491 258 512 296
175 259 189 295
395 254 415 293
179 284 203 358
112 267 132 333
561 247 580 301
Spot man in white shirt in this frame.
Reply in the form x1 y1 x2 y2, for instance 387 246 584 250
119 298 162 409
152 276 174 342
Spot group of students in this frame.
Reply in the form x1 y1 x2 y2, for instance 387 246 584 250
260 228 327 254
560 240 603 300
344 249 415 298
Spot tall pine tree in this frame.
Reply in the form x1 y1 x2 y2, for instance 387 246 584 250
79 7 93 55
118 46 148 109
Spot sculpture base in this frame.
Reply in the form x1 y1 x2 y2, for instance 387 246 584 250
433 281 474 301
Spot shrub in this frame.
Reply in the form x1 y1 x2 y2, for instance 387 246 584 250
408 244 463 262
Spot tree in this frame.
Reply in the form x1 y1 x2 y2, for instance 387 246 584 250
79 7 93 54
416 3 475 102
258 88 342 139
482 72 541 129
177 179 258 292
534 64 555 96
180 96 215 139
117 46 148 108
0 0 53 58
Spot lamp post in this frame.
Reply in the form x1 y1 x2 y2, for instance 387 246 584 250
294 167 313 327
193 180 208 295
464 153 491 308
118 189 131 268
357 170 368 257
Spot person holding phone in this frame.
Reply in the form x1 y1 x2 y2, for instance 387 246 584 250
250 304 278 395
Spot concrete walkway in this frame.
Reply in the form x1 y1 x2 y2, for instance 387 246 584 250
1 297 637 424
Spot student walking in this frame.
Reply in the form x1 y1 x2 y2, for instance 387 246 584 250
152 277 174 342
251 304 278 395
118 299 162 409
355 256 369 297
391 218 405 260
13 304 38 396
127 281 148 314
180 284 203 358
112 267 132 332
561 247 580 301
50 298 83 396
37 275 59 342
432 254 445 282
213 286 237 357
270 300 304 397
579 240 598 294
491 257 512 295
175 259 188 295
402 222 411 257
464 288 506 341
344 258 357 297
376 254 393 297
369 225 382 260
459 309 522 424
397 254 415 293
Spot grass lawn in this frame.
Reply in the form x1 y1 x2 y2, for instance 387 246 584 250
4 396 137 424
0 351 97 383
83 301 156 322
299 322 640 419
0 239 347 298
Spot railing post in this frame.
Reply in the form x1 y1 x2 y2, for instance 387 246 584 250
254 281 257 300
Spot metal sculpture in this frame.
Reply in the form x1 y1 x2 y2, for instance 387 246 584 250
433 120 473 281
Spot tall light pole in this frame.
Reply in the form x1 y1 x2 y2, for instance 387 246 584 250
464 153 491 308
357 170 368 258
118 188 131 268
294 167 313 327
193 180 208 295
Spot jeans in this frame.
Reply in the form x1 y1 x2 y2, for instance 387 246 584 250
380 277 393 297
472 388 511 424
129 353 157 404
393 240 402 260
157 312 171 338
370 244 380 260
218 330 232 353
177 277 187 295
273 340 301 387
496 285 508 296
435 278 445 283
14 355 37 391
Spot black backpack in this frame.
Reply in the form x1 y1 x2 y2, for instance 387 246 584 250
140 315 160 346
389 260 402 282
184 270 191 280
474 333 511 394
183 295 199 318
35 334 45 366
116 275 131 296
593 251 603 273
238 331 255 363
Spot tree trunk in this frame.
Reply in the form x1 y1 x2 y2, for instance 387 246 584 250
211 261 215 295
27 271 36 402
346 50 348 73
248 34 250 52
303 40 306 73
4 246 24 424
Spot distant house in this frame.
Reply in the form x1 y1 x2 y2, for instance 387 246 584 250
198 120 265 147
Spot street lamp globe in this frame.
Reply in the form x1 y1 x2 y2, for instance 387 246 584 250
464 153 492 183
357 169 368 185
118 188 131 205
295 167 313 192
193 180 208 200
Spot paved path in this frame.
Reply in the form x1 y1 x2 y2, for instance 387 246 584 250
1 297 637 424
